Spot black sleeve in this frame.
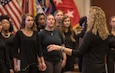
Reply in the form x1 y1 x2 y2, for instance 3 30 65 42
13 30 20 58
72 31 94 57
58 30 65 44
36 32 43 57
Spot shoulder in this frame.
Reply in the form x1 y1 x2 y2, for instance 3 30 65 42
15 30 22 37
85 31 94 36
54 29 62 34
16 30 22 34
83 31 96 40
38 29 45 35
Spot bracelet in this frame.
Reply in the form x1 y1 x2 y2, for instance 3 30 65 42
60 46 65 52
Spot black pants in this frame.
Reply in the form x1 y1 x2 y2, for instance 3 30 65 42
41 60 62 73
107 56 115 73
19 65 39 73
64 56 74 72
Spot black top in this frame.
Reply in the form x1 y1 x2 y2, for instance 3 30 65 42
14 30 43 70
38 29 64 62
0 33 12 69
64 31 79 50
72 31 108 73
108 33 115 58
1 34 14 59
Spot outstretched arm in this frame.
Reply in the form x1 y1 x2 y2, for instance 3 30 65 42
47 45 72 56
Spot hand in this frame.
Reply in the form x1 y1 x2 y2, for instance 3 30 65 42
38 62 47 71
14 64 19 72
41 62 47 71
61 59 66 68
9 69 14 73
47 44 61 52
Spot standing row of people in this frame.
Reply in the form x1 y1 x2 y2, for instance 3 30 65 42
0 11 77 73
1 6 115 73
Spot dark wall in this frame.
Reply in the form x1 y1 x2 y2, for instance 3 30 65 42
91 0 115 29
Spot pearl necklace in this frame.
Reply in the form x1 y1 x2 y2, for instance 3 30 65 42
2 33 11 38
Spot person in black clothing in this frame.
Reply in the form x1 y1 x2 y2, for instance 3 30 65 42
0 15 15 73
107 16 115 73
35 13 45 32
77 16 87 72
13 13 46 73
38 14 66 73
59 16 79 72
78 16 87 38
0 22 14 73
47 6 109 73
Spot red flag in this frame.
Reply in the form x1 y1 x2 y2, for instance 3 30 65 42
0 0 22 33
53 0 80 28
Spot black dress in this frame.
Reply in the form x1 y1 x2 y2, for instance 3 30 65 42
0 33 12 73
14 30 43 72
107 34 115 73
64 31 79 71
72 31 108 73
1 33 15 68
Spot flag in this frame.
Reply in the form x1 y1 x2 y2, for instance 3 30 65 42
21 0 56 16
53 0 80 29
21 0 35 16
36 0 44 14
38 0 56 15
21 0 44 16
0 0 22 33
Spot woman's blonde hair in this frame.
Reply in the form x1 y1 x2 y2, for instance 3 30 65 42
87 6 109 40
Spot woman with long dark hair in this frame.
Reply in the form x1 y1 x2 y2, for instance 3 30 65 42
13 13 46 73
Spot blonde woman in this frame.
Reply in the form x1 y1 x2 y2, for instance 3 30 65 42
54 10 64 29
38 14 66 73
47 6 109 73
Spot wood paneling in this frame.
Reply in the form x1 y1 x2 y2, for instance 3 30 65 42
91 0 115 29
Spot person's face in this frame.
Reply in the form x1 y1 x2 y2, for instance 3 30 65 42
110 17 115 28
1 19 10 31
63 17 71 28
37 15 45 26
46 15 55 28
25 16 34 28
55 11 63 21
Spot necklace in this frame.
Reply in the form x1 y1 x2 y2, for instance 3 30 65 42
2 33 11 38
51 32 53 35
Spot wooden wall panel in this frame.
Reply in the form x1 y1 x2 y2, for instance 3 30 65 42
91 0 115 29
